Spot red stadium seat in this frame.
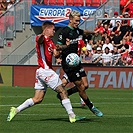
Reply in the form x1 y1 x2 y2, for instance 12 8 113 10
44 0 49 5
74 0 84 6
66 0 74 6
49 0 57 5
85 0 92 6
101 0 107 3
57 0 64 6
91 0 101 6
32 0 36 4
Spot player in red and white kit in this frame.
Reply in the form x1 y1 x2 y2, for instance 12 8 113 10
7 21 85 123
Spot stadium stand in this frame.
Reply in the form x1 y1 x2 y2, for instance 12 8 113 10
0 0 133 66
74 0 84 6
91 0 101 6
66 0 74 6
49 0 57 6
30 0 107 6
57 0 64 6
85 0 91 6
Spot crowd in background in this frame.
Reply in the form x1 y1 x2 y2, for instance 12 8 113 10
0 0 133 66
0 0 21 15
79 0 133 67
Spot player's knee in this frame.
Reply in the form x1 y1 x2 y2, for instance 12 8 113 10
33 97 43 104
59 90 68 100
85 86 88 90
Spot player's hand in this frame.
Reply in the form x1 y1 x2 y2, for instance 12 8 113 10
56 44 62 51
66 38 70 46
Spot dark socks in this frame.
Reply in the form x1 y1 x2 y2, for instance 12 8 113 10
67 86 78 96
83 97 93 109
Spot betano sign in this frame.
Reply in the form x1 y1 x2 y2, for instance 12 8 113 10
0 66 132 89
55 66 133 89
87 71 133 89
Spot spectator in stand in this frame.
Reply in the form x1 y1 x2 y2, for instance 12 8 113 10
92 47 102 65
102 12 110 26
112 20 121 34
122 11 131 26
123 0 133 18
120 18 131 38
85 39 93 51
111 47 122 66
35 0 44 5
91 31 102 47
102 47 113 66
103 24 111 36
94 21 104 34
82 48 93 63
101 31 108 45
120 0 129 12
111 30 123 50
7 0 16 11
102 37 114 53
120 42 130 55
0 0 8 13
121 50 133 66
110 12 121 29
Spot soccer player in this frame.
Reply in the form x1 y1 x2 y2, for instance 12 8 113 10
7 21 85 123
56 10 103 117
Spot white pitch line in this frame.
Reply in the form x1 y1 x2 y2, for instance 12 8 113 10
0 96 132 100
0 102 133 107
0 113 132 118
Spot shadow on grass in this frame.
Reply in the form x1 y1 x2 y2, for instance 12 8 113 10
39 117 100 123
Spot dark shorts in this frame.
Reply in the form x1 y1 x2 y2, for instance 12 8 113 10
63 66 87 82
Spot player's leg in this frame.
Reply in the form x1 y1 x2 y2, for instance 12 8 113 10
74 79 103 117
55 84 85 123
48 70 85 123
57 73 78 101
7 68 46 122
7 89 46 122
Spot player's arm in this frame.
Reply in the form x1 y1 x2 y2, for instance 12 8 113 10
56 38 70 51
53 48 62 58
37 34 44 44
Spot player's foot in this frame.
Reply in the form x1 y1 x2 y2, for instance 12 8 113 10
90 106 103 117
80 101 86 107
69 116 86 123
7 107 17 121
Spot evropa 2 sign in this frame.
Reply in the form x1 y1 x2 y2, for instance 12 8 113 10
30 5 97 27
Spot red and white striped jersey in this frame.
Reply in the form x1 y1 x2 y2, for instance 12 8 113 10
36 35 55 69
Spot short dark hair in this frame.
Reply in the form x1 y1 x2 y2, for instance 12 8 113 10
42 21 54 30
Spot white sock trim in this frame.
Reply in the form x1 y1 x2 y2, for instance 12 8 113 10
17 98 34 112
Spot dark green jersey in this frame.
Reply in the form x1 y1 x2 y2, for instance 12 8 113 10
57 26 84 62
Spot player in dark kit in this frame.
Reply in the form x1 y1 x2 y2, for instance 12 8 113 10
56 10 103 117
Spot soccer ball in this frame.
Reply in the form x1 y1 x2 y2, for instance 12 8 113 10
66 53 80 67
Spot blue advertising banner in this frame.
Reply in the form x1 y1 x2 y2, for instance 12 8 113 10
30 5 97 27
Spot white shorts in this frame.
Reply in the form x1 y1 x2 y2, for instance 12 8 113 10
34 67 62 91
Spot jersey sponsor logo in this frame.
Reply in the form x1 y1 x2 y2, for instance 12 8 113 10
44 74 54 82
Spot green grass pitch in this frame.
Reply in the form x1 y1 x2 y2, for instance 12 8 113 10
0 86 133 133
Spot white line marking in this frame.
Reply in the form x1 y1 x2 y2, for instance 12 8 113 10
0 113 132 118
0 102 133 107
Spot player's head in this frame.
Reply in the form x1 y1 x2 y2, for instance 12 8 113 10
69 10 80 28
42 21 55 37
